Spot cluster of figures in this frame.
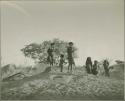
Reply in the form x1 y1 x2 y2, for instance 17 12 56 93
85 57 110 77
47 42 110 77
47 42 75 73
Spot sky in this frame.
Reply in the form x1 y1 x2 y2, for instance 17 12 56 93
1 0 124 66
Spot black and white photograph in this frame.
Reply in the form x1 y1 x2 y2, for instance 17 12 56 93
1 0 124 100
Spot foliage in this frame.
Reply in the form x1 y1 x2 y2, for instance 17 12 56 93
115 60 124 64
21 38 78 64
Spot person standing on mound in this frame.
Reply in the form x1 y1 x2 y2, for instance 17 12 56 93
103 60 110 77
92 60 98 75
47 43 55 68
67 42 75 73
85 57 93 74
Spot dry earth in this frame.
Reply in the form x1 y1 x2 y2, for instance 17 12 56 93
1 64 124 100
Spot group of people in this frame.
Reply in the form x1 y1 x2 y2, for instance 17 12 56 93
85 57 110 77
47 42 110 77
47 42 75 73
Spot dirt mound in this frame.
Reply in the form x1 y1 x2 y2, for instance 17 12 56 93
2 72 124 100
1 64 124 100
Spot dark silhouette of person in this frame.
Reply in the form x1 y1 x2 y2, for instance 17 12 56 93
47 43 55 67
103 60 110 77
85 57 92 74
59 54 66 72
92 60 98 75
67 42 75 73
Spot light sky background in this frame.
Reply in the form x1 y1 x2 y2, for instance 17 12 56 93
1 0 124 66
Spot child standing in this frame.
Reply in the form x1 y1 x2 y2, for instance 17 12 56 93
59 54 66 72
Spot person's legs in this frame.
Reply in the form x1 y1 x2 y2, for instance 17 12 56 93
88 66 90 74
50 56 53 71
70 58 74 73
89 65 92 74
70 64 72 72
68 63 70 72
51 56 54 66
68 59 70 72
107 69 110 77
105 70 108 77
91 68 94 74
104 67 109 77
95 70 98 75
86 66 88 73
61 65 63 72
105 69 107 76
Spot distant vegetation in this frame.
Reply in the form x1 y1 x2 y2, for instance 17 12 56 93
115 60 124 64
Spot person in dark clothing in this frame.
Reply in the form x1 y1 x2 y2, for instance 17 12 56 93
47 43 55 67
67 42 75 73
85 57 92 74
92 60 98 75
103 60 110 77
59 54 66 72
